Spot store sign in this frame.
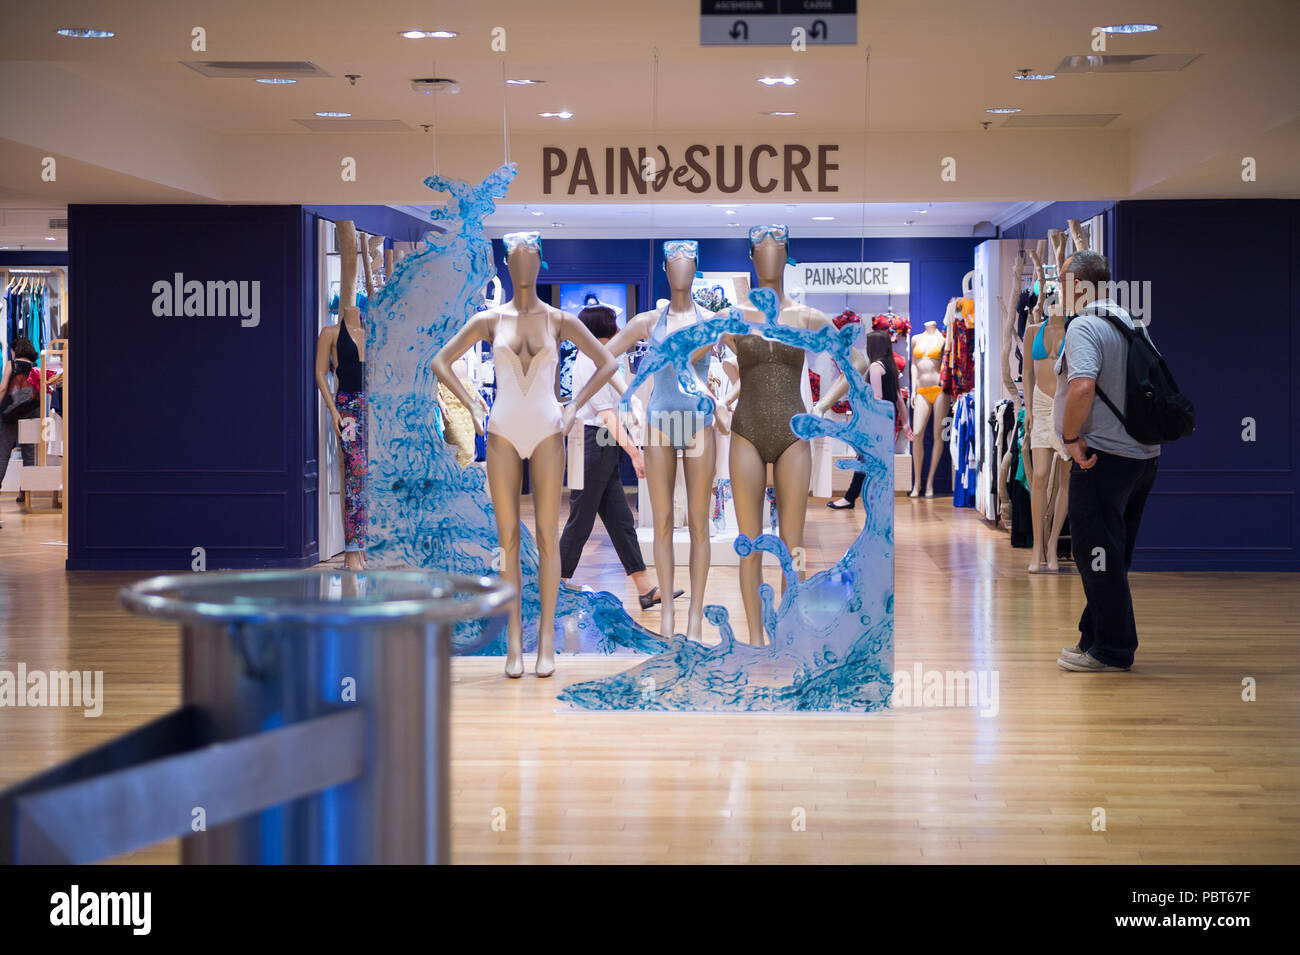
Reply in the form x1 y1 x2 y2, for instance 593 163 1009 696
785 261 910 295
701 0 857 46
541 144 840 196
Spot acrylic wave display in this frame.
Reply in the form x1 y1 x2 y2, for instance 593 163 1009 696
363 163 893 708
557 287 895 711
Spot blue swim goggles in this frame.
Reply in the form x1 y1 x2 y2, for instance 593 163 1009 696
663 239 701 275
748 224 797 266
503 231 549 270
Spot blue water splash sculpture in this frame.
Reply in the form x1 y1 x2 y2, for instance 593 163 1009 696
364 163 667 656
558 286 895 711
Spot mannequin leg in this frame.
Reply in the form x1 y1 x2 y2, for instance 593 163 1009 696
682 426 717 640
1027 446 1053 572
528 432 566 677
729 434 768 646
486 434 525 677
645 438 680 639
927 392 951 497
1045 455 1071 572
909 395 933 498
772 439 812 595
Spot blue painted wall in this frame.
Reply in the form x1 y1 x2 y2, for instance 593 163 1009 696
0 251 70 267
1113 199 1300 571
301 205 432 245
66 204 317 570
1001 200 1116 244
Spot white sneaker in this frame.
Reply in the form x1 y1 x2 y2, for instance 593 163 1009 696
1057 651 1130 672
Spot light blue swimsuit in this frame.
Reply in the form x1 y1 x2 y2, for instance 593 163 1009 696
647 304 713 449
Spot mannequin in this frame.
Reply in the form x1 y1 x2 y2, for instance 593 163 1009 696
725 225 869 646
908 319 949 497
315 220 367 570
604 240 719 640
1022 228 1071 572
431 231 618 678
997 250 1026 412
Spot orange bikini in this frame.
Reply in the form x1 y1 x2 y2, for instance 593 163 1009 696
912 334 945 404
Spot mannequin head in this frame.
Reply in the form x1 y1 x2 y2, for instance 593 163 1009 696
748 224 793 287
502 231 546 289
663 239 700 291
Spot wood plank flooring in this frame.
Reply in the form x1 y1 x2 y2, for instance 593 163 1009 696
1 489 1297 864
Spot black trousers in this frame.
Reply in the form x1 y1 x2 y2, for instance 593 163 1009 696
1068 448 1159 667
843 458 865 503
560 425 646 579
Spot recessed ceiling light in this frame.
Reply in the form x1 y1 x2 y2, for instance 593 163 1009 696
758 76 798 86
727 222 742 227
257 78 296 85
903 221 915 227
1013 72 1056 81
401 30 458 39
762 111 797 116
915 208 928 214
538 111 573 119
551 222 564 227
55 28 115 38
45 236 57 241
1100 23 1159 34
506 78 545 86
315 111 351 118
985 107 1022 114
724 209 737 215
811 216 835 221
530 210 544 216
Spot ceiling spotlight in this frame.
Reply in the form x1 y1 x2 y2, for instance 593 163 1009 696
1013 71 1056 80
538 111 572 119
401 29 458 39
55 28 115 38
315 111 351 118
762 111 797 116
257 78 296 85
758 76 798 86
412 77 460 94
1099 23 1159 34
985 107 1022 114
506 78 545 86
811 216 835 221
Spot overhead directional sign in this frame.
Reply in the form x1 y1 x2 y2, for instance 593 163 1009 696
701 0 857 46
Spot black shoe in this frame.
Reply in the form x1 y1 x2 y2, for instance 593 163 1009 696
639 586 685 610
826 498 855 510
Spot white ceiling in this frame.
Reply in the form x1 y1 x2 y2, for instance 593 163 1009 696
1 0 1298 249
403 200 1035 239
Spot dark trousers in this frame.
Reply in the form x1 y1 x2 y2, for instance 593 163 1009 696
0 415 37 488
1068 448 1159 667
560 425 646 579
843 460 865 503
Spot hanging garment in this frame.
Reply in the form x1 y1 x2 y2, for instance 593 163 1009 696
940 314 976 397
335 391 368 552
952 393 978 508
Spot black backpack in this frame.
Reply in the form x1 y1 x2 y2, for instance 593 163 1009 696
1090 308 1195 445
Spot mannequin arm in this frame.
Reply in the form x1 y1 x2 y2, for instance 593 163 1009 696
596 409 645 475
1022 323 1040 431
314 328 342 436
602 313 655 389
431 315 491 432
1067 219 1089 253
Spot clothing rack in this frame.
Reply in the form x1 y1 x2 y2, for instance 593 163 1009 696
3 266 67 362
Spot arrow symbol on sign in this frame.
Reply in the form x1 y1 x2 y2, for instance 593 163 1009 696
809 19 828 39
729 20 749 40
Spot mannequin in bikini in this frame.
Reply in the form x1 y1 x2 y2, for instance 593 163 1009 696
603 240 715 640
1023 229 1072 572
432 232 618 678
722 225 870 646
314 219 368 570
908 319 949 497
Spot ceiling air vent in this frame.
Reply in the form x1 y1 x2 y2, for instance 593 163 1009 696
294 119 414 132
1055 53 1200 73
182 61 331 78
48 218 69 230
1001 113 1119 128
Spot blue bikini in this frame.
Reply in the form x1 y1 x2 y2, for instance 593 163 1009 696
646 303 713 449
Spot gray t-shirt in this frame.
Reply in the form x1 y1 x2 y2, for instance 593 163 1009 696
1054 301 1161 459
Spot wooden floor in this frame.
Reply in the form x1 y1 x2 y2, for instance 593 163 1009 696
2 489 1298 864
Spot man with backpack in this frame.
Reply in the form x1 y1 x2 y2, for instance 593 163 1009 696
1052 250 1194 672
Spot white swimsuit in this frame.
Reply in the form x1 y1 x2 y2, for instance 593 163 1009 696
488 312 564 459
